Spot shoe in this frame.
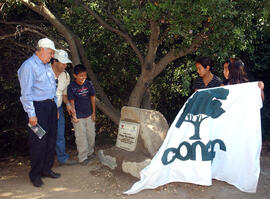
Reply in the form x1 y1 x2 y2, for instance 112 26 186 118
80 158 89 166
31 178 44 187
88 153 96 161
42 171 61 179
59 158 77 166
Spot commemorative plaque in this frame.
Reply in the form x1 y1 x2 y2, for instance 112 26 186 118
116 121 140 152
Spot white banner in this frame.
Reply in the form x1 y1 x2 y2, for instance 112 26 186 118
125 82 262 194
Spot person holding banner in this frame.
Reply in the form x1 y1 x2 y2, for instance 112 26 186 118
124 57 264 195
223 58 264 101
192 56 223 92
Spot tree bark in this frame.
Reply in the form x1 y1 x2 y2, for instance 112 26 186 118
141 88 152 109
128 75 150 107
96 98 120 124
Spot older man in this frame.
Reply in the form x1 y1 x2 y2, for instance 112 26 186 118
18 38 60 187
51 50 76 165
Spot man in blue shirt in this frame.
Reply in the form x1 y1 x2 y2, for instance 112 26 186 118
18 38 61 187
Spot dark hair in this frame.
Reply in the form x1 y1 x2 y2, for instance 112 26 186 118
50 58 59 64
195 56 213 70
223 57 240 65
224 59 231 65
74 64 87 75
227 59 249 85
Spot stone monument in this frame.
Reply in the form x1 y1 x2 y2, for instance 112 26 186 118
98 106 168 178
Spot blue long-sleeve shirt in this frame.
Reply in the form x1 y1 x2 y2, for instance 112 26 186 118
18 53 57 118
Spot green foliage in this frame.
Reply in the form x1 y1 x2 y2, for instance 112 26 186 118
151 57 196 124
0 51 29 158
1 0 270 158
249 25 270 72
244 24 270 140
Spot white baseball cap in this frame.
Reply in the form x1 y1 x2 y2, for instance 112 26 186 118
54 49 72 64
38 38 57 51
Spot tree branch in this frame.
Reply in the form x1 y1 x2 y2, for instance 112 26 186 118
104 2 127 33
0 25 47 39
12 40 35 52
96 98 120 124
78 0 144 66
154 33 206 78
0 24 64 50
4 43 30 58
144 20 160 67
19 0 81 65
0 20 52 36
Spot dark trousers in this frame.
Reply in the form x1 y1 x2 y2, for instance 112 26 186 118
28 99 57 182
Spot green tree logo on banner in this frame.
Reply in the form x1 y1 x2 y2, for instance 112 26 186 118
176 88 229 139
162 88 229 165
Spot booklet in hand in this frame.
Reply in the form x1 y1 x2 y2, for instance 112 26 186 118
28 123 46 139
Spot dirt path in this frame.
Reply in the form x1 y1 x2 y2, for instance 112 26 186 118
0 149 269 199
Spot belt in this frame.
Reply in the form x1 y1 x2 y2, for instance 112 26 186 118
35 98 54 103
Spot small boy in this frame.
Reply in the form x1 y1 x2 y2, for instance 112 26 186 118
67 64 96 165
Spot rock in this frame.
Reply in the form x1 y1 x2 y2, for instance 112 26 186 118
98 146 151 178
120 106 168 157
98 150 117 170
122 159 151 179
98 106 168 178
140 122 167 157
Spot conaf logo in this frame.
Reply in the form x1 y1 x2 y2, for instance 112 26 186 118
162 88 229 165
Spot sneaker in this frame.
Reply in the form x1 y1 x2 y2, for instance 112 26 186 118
80 158 89 166
59 159 77 166
88 153 96 161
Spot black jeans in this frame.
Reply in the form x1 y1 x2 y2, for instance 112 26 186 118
28 99 57 182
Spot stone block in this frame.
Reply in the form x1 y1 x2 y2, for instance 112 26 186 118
98 106 168 178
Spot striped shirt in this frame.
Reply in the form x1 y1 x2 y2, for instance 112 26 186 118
192 75 222 91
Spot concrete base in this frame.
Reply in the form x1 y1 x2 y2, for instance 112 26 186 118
98 146 151 179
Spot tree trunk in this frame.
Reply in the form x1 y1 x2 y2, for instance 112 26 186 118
128 75 149 107
96 98 120 124
141 88 152 109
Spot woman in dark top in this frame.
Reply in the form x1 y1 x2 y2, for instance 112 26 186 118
223 58 264 101
192 56 223 92
223 58 248 85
